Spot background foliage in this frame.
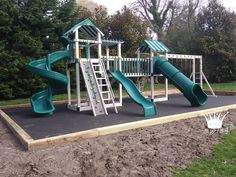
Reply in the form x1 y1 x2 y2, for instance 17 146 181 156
0 0 235 99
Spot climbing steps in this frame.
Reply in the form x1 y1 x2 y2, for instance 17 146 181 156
80 59 117 116
91 60 118 113
80 60 105 116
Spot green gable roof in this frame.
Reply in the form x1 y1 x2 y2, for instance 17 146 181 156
64 18 104 37
138 40 170 53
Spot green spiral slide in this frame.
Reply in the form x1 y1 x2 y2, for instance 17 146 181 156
109 71 157 117
28 50 71 115
153 56 207 106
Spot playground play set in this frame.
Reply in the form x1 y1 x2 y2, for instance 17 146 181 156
27 18 211 117
4 18 236 150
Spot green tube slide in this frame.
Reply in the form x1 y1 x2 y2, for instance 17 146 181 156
109 71 157 117
153 56 207 106
28 50 71 115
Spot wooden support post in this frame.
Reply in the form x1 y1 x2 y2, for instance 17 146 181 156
66 63 71 105
200 57 203 88
137 50 140 76
106 47 110 100
118 42 122 105
97 33 103 93
97 33 102 59
165 53 169 100
106 47 110 70
150 51 154 101
192 58 196 83
75 30 80 108
87 43 90 59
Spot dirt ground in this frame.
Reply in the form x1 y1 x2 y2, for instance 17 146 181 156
0 110 236 177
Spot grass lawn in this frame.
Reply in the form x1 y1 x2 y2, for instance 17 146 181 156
0 81 235 107
174 130 236 177
0 89 120 107
0 91 79 107
203 81 236 92
144 81 236 92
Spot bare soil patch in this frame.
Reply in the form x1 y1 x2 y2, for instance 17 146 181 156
0 110 235 177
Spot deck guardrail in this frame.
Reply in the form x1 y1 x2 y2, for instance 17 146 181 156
102 57 151 77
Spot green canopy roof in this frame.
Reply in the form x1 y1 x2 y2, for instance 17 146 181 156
64 18 104 37
138 40 170 53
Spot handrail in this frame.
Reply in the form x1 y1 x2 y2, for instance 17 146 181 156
100 59 118 113
101 57 151 77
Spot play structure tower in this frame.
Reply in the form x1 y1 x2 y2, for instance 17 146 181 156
28 18 211 117
64 19 118 116
136 40 171 102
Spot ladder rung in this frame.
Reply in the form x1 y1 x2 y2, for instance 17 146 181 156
93 64 101 67
103 98 111 101
101 91 109 94
97 78 105 80
99 84 108 86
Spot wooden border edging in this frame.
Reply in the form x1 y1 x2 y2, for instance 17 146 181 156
28 129 99 150
97 104 236 136
0 109 33 149
1 104 236 150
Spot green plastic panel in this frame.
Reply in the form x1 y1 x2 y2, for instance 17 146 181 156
109 70 157 117
28 50 71 115
153 56 208 106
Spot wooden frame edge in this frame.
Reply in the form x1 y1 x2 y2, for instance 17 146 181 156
1 104 236 150
0 109 33 150
97 104 236 136
27 129 99 150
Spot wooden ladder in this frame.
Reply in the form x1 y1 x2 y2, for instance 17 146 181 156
91 60 118 114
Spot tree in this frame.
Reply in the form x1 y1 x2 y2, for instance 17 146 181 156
165 0 202 53
186 0 201 29
0 0 47 99
91 6 110 36
132 0 175 40
76 0 100 12
195 0 236 82
109 7 149 57
0 0 86 99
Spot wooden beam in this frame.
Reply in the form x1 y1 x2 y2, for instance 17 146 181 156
0 109 33 149
98 104 236 136
28 129 99 150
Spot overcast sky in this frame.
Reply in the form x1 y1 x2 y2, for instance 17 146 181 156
93 0 236 15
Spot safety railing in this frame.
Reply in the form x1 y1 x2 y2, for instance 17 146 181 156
102 56 151 77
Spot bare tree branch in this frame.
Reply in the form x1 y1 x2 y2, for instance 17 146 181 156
131 0 176 39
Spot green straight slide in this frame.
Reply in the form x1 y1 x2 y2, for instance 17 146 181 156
109 71 157 117
28 50 71 115
153 56 207 106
